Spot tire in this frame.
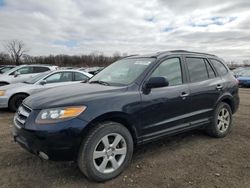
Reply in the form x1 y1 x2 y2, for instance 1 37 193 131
206 102 233 138
9 94 28 112
77 121 134 182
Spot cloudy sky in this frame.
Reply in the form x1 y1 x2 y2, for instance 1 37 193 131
0 0 250 62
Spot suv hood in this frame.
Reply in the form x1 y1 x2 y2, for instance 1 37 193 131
24 83 127 110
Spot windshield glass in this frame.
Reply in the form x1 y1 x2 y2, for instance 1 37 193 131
24 71 50 84
0 67 13 74
89 58 155 86
3 66 20 75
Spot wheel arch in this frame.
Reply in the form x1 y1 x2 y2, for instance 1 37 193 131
8 92 30 106
216 93 235 113
81 112 139 145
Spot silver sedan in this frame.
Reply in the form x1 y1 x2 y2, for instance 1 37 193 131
0 69 93 111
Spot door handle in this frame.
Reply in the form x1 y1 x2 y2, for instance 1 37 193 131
180 92 189 98
216 84 223 90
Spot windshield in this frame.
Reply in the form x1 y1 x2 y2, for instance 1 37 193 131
0 67 13 74
24 71 50 84
3 66 21 75
89 58 155 86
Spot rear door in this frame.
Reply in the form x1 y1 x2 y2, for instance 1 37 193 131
184 56 223 123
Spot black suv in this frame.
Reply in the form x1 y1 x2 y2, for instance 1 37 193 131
13 50 239 182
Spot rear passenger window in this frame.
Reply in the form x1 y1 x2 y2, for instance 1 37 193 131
205 59 216 78
33 67 50 73
151 58 183 86
186 58 209 82
210 59 228 75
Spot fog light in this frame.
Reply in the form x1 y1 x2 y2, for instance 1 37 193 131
38 151 49 160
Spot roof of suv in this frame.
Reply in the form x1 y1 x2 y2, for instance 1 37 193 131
125 50 218 59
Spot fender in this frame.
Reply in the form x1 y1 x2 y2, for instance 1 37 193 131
214 92 235 111
80 111 139 144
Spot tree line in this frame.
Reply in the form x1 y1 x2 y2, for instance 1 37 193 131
0 39 249 68
0 40 122 67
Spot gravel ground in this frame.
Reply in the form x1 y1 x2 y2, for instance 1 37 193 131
0 89 249 188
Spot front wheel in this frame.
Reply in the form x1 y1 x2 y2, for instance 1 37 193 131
206 102 233 138
77 121 134 182
9 94 28 112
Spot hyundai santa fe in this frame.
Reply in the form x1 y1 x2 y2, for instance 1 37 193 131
12 50 239 182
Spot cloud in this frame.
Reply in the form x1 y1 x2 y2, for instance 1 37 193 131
0 0 249 62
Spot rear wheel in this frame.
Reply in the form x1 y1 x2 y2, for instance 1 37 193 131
206 102 232 138
77 121 133 182
9 94 28 112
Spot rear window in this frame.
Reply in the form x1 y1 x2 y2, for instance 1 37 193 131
33 67 50 73
74 72 88 81
210 59 228 75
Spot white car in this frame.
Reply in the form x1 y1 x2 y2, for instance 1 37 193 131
0 64 58 86
0 69 93 111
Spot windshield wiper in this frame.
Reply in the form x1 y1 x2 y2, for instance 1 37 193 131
89 80 110 86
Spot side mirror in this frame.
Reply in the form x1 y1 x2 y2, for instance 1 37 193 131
145 77 169 89
39 80 47 85
14 71 20 77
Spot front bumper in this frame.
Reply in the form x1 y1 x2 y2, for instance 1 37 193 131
0 96 9 108
12 117 89 161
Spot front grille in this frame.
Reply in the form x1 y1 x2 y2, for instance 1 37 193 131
14 104 32 128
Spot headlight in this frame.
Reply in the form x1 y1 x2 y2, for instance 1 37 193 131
0 90 5 96
35 106 87 124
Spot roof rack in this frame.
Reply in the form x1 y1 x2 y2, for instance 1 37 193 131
157 50 217 57
170 50 217 57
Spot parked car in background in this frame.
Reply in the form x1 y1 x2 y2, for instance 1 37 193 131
0 65 16 74
0 69 92 111
0 64 58 86
59 66 78 70
237 69 250 87
13 50 239 182
232 67 250 77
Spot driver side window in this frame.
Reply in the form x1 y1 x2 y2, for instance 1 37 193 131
151 58 183 86
45 72 73 83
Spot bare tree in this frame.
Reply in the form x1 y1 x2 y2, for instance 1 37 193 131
0 52 11 65
5 40 28 65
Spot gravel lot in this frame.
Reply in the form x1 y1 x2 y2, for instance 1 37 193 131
0 89 249 188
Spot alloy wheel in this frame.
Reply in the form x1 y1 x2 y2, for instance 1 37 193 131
93 133 127 174
217 107 231 133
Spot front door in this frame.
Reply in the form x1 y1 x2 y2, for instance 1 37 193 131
140 57 191 141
